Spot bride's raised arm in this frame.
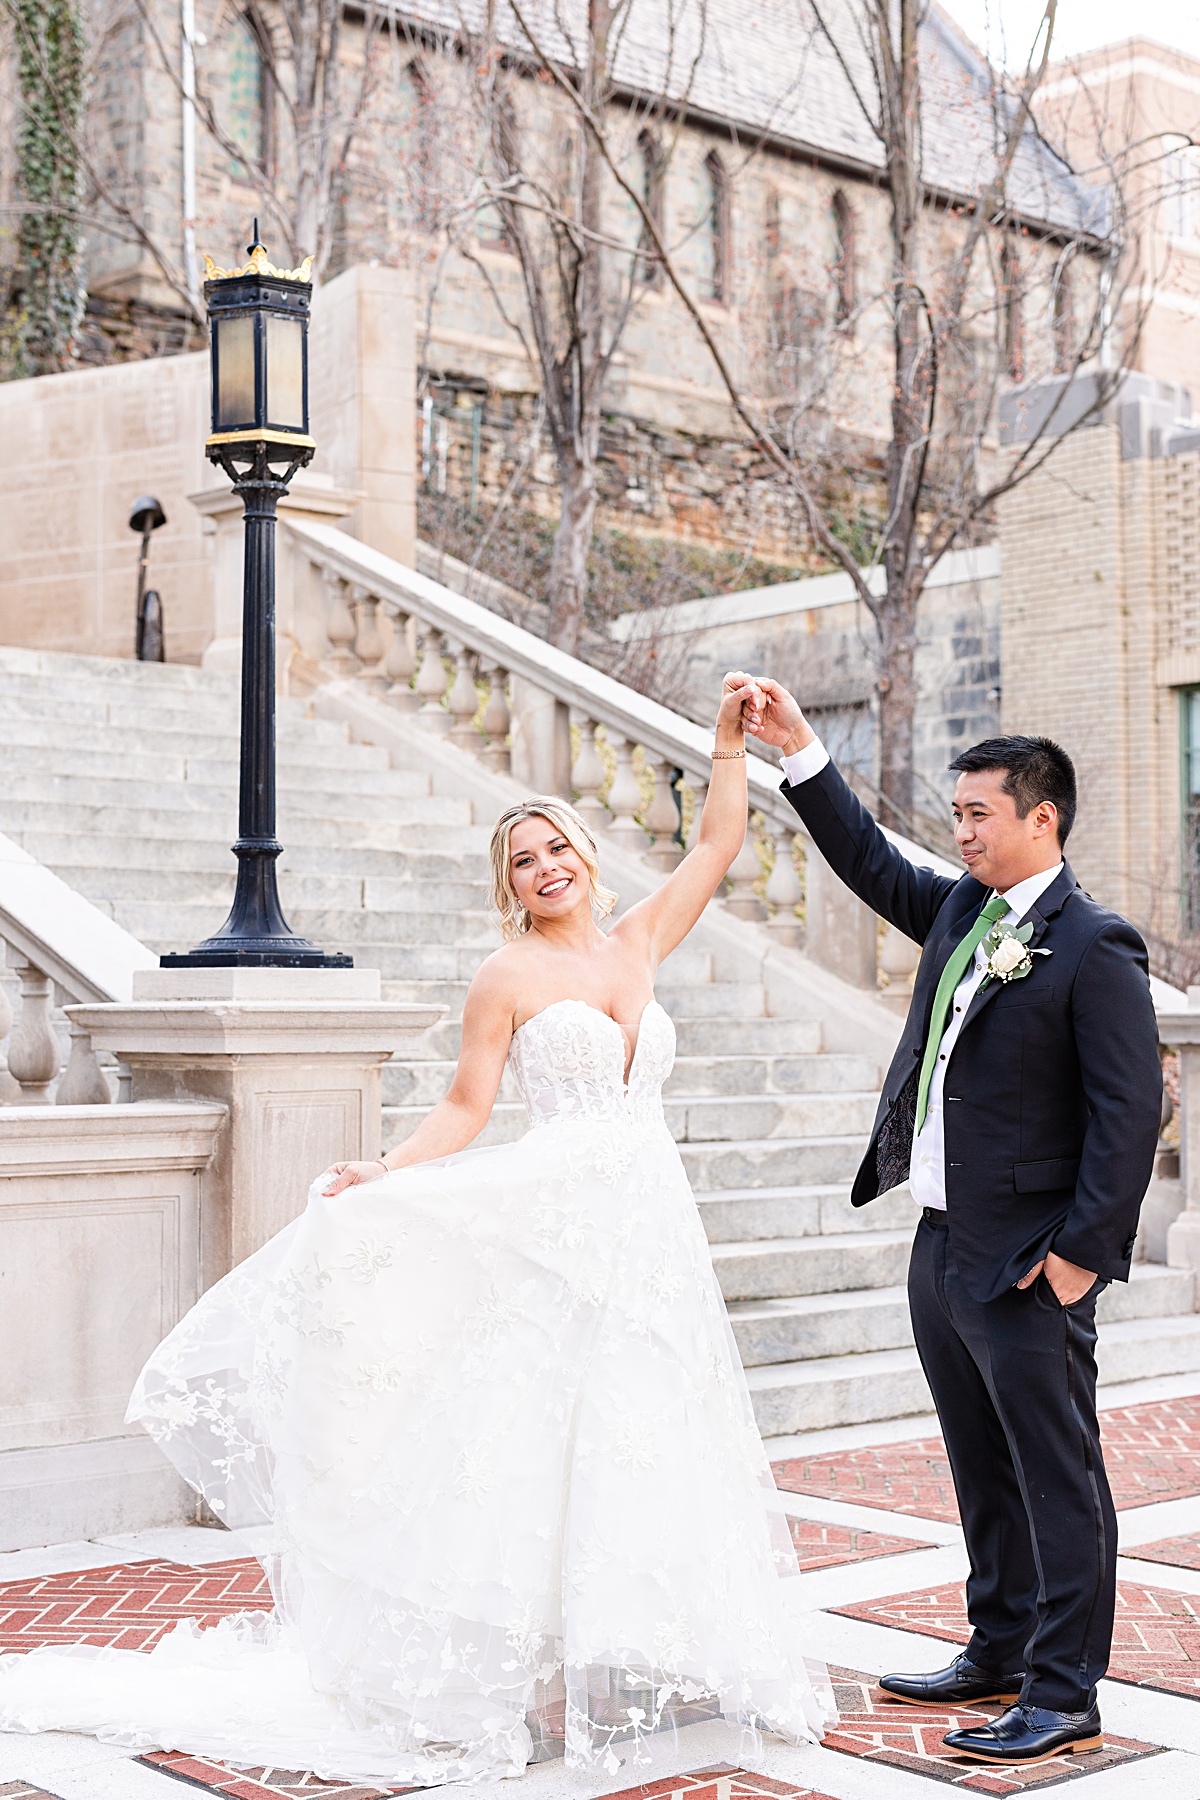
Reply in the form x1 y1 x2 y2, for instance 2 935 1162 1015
611 670 760 970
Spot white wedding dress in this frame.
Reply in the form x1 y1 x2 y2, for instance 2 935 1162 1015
0 998 833 1785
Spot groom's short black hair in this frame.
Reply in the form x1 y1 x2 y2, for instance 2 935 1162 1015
948 735 1077 844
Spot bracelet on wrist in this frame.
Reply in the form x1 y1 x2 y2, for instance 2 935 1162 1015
711 747 746 760
372 1157 389 1173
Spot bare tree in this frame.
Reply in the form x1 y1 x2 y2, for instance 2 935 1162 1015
453 0 707 653
505 0 1148 836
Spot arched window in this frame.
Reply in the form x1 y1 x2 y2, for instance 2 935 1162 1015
831 189 855 324
698 150 728 304
225 10 272 180
1053 251 1075 372
636 130 663 284
1001 234 1023 379
405 59 438 231
765 187 781 261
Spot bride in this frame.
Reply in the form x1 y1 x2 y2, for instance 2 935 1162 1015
0 671 833 1785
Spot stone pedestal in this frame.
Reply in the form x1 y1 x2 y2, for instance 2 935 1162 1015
1159 993 1200 1273
70 967 442 1290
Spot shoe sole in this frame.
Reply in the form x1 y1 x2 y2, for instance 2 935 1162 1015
948 1735 1103 1765
879 1689 1022 1707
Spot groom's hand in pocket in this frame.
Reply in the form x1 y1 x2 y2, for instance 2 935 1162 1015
1016 1249 1096 1305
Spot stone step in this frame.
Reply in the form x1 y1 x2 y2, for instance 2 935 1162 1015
33 837 485 880
1095 1313 1200 1383
0 689 354 741
666 1052 879 1097
730 1286 914 1367
746 1346 932 1436
711 1229 914 1301
679 1134 867 1191
668 1090 879 1143
0 768 436 815
384 1060 524 1106
0 646 244 692
695 1184 914 1242
672 1017 822 1056
110 903 500 950
0 797 474 844
0 729 397 778
1098 1263 1196 1322
656 982 767 1020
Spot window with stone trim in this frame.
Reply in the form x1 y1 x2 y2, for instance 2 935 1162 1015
1182 688 1200 933
831 189 855 325
636 130 663 285
224 9 272 181
1001 232 1023 380
697 150 729 304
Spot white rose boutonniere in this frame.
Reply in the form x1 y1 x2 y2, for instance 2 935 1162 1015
980 920 1051 989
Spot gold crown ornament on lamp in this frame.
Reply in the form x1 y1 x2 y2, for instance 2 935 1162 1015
203 220 317 458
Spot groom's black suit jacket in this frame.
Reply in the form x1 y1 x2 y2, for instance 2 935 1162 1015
783 759 1162 1303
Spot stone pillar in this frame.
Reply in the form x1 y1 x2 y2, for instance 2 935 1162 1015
1163 996 1200 1274
804 846 878 989
508 677 572 797
70 967 442 1291
190 474 360 688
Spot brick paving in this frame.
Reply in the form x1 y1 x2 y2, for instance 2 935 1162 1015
836 1580 1200 1699
1130 1534 1200 1571
823 1668 1160 1791
0 1560 272 1654
601 1771 836 1800
788 1516 924 1570
773 1393 1200 1523
0 1785 63 1799
141 1751 412 1797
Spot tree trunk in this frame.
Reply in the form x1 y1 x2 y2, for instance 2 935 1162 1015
876 593 918 831
547 461 599 654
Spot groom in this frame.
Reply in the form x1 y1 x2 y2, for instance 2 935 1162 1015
745 679 1161 1767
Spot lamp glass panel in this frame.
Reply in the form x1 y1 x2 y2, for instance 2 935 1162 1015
214 312 257 429
265 313 305 429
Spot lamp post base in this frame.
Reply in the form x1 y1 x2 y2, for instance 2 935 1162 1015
161 945 354 968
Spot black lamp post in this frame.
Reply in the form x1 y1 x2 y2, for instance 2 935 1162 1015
129 495 166 661
162 226 351 969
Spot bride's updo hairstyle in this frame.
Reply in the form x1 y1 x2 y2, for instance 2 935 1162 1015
489 797 617 941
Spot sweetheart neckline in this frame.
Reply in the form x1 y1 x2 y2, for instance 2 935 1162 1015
512 997 665 1088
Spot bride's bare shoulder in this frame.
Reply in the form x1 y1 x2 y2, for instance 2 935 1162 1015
463 940 538 1023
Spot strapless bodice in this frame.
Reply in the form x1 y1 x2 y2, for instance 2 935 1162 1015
507 998 675 1129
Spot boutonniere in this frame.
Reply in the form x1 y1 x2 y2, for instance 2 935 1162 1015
980 920 1051 989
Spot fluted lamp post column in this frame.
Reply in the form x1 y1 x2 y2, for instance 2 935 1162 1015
163 226 350 969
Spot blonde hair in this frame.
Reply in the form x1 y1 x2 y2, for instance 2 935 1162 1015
489 797 618 941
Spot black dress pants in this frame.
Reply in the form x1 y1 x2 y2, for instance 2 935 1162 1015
907 1211 1116 1713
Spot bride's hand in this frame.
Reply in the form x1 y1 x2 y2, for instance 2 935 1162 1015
320 1159 388 1196
717 670 762 733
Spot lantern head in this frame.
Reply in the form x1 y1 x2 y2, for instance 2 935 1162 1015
203 226 316 462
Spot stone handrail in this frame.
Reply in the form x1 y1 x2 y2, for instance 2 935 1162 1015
0 833 157 1105
285 516 959 990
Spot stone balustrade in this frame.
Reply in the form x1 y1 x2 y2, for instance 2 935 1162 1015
285 516 956 989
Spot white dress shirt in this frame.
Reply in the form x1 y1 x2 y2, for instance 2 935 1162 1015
780 738 1063 1211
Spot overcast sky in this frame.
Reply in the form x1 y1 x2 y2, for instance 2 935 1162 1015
940 0 1200 65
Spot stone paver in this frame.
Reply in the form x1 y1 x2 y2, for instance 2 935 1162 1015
788 1517 924 1570
824 1668 1160 1790
1132 1534 1200 1571
836 1580 1200 1698
0 1784 63 1799
0 1560 272 1654
773 1394 1200 1523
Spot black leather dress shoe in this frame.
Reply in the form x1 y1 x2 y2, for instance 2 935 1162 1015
877 1653 1024 1707
943 1702 1103 1763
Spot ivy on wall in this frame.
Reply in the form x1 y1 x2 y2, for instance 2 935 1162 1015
5 0 87 375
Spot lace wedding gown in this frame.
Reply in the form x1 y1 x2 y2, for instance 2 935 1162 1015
0 998 833 1785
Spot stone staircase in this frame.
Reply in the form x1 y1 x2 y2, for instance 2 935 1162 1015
2 642 1198 1441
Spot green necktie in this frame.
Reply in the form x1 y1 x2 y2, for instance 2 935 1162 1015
915 893 1010 1133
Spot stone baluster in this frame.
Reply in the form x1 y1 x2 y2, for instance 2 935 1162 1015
385 612 418 711
480 663 512 773
414 626 451 733
682 775 709 854
0 964 20 1103
725 812 768 920
805 843 878 987
645 760 683 871
323 570 358 675
879 921 921 1011
605 736 648 855
447 643 481 749
765 824 804 946
352 585 388 691
56 1017 112 1105
7 956 61 1103
571 717 608 831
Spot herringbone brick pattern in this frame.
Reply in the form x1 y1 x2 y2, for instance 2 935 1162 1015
788 1517 923 1570
773 1394 1200 1522
836 1580 1200 1698
0 1560 271 1654
823 1669 1159 1790
601 1771 836 1800
140 1751 410 1797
